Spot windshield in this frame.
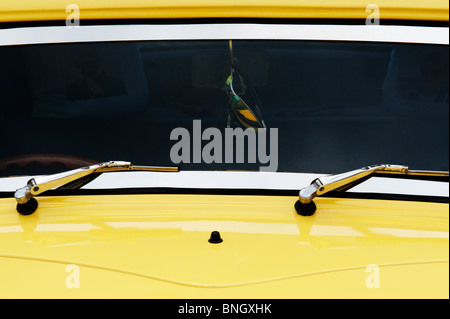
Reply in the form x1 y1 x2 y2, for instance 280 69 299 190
0 40 448 176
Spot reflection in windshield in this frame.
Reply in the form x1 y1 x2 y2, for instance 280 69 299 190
0 40 448 176
68 45 127 101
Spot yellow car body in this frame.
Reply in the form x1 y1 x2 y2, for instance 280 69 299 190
0 0 448 299
0 0 448 22
0 195 448 298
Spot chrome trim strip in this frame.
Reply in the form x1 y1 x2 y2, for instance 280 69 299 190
0 24 448 46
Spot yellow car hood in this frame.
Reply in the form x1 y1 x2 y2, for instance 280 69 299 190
0 194 448 298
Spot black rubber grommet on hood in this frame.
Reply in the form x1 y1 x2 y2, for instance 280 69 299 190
295 200 316 216
17 198 38 215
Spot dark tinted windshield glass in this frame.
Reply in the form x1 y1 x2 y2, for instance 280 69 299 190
0 40 448 176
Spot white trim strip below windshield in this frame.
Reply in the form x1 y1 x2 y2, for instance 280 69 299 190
0 172 448 198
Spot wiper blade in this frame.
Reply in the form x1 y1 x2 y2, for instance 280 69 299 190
14 161 178 215
295 164 449 216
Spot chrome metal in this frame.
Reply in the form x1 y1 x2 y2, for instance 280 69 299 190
298 164 449 204
0 25 448 47
14 161 178 205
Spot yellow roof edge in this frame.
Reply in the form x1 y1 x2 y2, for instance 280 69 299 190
0 5 449 23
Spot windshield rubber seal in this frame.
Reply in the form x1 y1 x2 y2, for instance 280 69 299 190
0 187 448 203
1 18 449 30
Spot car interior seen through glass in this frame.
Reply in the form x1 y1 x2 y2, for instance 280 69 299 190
0 40 448 176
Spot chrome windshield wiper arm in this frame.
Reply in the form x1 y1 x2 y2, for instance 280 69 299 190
14 161 178 215
295 164 449 216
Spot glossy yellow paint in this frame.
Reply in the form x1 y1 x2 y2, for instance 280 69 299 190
0 194 448 298
0 0 448 22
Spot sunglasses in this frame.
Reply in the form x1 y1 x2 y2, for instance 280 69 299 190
225 67 266 129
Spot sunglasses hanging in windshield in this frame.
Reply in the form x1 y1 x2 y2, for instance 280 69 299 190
224 41 266 130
